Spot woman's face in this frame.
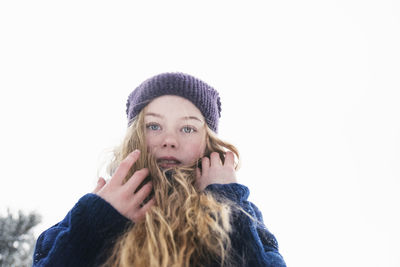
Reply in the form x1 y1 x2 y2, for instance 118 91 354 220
144 95 207 169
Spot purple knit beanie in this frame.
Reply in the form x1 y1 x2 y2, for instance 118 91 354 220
126 72 221 132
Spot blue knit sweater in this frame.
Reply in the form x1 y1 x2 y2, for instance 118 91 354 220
33 183 286 267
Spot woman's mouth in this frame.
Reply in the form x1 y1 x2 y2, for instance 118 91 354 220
157 158 182 168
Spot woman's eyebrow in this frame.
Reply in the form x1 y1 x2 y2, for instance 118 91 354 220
145 112 163 118
181 116 204 123
145 112 203 123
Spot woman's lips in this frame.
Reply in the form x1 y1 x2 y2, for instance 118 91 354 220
157 157 182 168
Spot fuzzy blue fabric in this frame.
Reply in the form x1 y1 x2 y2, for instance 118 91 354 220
33 184 286 267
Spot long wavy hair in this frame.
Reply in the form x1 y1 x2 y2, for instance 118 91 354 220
102 109 241 267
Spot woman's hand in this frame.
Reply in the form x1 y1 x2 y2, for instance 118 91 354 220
196 151 237 191
93 150 155 223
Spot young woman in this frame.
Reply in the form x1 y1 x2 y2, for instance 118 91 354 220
33 73 286 267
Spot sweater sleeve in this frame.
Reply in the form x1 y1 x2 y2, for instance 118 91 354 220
205 183 286 267
33 193 131 267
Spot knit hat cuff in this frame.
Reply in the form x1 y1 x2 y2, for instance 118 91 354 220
126 73 221 132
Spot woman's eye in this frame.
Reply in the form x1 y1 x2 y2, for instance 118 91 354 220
182 126 196 133
146 124 161 131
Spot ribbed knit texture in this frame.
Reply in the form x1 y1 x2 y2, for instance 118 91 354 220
33 184 286 267
126 72 222 132
33 194 131 266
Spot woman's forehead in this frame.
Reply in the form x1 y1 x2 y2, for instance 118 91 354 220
145 95 204 121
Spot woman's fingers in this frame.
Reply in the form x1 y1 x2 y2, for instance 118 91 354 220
224 151 235 167
201 156 210 173
94 150 157 223
125 168 150 193
93 177 106 193
129 186 155 222
196 167 201 179
210 152 222 166
131 181 153 206
111 150 141 185
197 151 237 191
132 198 155 221
141 198 155 213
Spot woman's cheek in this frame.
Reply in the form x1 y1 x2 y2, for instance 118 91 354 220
145 136 158 153
187 141 206 160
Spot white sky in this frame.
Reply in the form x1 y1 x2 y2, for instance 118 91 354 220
1 1 399 266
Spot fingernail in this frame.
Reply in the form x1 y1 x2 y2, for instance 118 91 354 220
129 149 140 158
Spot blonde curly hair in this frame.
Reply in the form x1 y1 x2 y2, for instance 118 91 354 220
102 108 241 267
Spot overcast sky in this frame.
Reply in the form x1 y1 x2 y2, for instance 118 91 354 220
1 1 399 266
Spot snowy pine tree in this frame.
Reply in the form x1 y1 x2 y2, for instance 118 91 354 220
0 210 41 267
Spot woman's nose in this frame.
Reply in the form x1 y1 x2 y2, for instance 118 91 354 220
162 133 178 148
